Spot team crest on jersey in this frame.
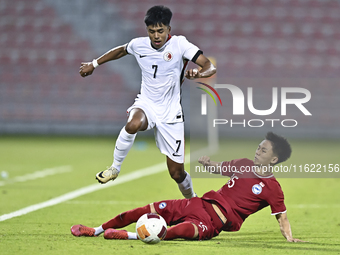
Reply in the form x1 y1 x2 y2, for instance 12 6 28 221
159 202 167 209
163 51 173 62
252 184 262 195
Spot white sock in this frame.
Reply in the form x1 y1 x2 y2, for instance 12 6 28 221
94 225 104 236
112 126 137 171
127 232 138 240
178 171 195 199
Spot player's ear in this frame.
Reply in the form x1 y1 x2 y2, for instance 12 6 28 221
271 156 278 165
168 25 171 33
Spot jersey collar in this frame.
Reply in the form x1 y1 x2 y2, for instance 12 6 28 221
252 168 275 179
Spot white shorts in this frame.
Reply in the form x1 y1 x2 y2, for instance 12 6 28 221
127 101 185 164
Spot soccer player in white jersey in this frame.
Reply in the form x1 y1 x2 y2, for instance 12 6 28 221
79 5 216 198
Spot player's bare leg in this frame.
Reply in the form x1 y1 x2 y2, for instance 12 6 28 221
167 157 196 198
96 108 148 184
125 108 148 134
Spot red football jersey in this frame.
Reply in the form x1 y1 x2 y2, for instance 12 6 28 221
201 158 286 231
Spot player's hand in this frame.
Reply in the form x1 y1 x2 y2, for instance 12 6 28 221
198 156 210 166
287 238 308 243
79 62 95 77
185 68 201 80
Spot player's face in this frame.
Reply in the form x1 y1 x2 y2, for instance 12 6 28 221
254 140 278 166
147 24 171 49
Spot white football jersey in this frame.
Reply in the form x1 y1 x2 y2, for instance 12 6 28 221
126 35 201 123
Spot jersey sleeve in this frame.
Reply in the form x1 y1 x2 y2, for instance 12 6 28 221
268 182 287 215
178 36 201 62
125 38 137 56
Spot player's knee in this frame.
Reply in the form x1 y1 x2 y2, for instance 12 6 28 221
126 108 148 133
125 120 142 134
169 168 185 183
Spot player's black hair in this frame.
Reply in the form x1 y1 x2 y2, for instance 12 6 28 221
144 5 172 27
265 132 292 164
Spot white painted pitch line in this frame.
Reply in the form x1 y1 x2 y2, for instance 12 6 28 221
0 160 170 222
65 200 151 205
0 166 72 187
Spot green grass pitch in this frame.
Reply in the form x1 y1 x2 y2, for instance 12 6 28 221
0 136 339 255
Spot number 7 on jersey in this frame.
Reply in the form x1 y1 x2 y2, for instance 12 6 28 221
152 65 158 78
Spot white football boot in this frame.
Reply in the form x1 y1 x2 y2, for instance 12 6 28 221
95 166 119 184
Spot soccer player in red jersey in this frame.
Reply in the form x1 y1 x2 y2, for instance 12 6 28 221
71 132 305 242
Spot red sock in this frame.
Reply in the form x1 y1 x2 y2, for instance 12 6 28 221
102 204 151 230
164 222 196 240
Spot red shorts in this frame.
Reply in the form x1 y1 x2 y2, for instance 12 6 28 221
154 197 220 240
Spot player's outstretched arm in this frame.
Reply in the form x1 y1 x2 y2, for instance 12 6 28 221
185 54 216 80
276 212 307 242
198 156 222 174
79 44 128 77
